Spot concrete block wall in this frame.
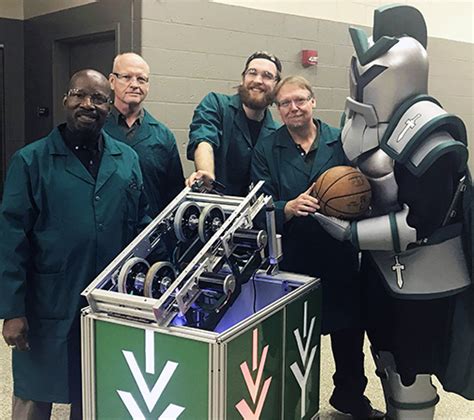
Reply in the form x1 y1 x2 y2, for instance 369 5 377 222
137 1 474 175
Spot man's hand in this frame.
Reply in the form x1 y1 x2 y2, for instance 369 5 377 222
311 212 352 242
284 183 320 221
2 317 30 351
186 170 215 191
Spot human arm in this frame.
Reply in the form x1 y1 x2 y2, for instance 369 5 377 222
185 142 215 189
0 152 37 350
186 93 224 189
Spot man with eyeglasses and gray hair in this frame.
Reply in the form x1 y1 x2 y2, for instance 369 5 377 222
105 52 185 218
186 51 281 195
0 69 148 419
251 75 384 419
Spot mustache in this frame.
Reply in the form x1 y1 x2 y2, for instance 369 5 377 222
126 88 143 94
247 82 265 90
75 110 98 119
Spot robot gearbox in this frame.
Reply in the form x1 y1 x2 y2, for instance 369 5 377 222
82 181 283 330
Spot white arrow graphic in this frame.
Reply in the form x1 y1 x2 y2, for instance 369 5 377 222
290 301 318 419
117 329 185 419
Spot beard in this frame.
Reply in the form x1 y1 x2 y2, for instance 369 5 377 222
238 84 274 110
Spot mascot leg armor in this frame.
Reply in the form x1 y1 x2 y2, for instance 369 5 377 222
371 347 439 419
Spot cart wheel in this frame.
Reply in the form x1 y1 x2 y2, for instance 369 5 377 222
198 204 225 242
173 201 201 242
143 261 177 299
117 257 150 295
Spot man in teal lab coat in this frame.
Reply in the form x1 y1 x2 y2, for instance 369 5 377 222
105 52 185 217
0 69 148 420
251 76 383 419
186 51 281 196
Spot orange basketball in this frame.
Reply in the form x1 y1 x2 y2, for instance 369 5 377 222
313 166 371 220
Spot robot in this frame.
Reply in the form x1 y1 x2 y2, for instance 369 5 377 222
83 181 282 330
314 4 473 418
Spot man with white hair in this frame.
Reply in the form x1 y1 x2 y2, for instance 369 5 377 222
105 52 185 218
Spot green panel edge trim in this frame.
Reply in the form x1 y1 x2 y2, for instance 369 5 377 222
406 140 469 177
351 221 360 250
340 112 346 129
383 114 467 164
389 212 401 254
388 395 440 410
349 27 399 66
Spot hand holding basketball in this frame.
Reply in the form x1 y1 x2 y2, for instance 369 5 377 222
284 183 320 220
313 166 371 220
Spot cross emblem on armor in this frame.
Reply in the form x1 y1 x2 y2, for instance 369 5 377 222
397 113 422 142
392 255 405 289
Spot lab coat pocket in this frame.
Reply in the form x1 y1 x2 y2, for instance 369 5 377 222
29 271 68 319
125 186 142 224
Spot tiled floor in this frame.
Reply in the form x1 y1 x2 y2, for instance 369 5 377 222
0 321 472 419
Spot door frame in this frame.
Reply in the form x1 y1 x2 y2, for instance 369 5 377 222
52 25 119 126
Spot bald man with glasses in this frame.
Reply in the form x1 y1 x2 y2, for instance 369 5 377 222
105 52 185 219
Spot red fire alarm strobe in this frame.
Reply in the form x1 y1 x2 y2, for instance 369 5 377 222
301 50 318 67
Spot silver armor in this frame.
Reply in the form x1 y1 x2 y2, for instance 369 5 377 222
315 5 472 418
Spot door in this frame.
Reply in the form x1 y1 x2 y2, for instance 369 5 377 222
53 31 116 126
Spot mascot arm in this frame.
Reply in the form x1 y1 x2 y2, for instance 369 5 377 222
313 204 417 252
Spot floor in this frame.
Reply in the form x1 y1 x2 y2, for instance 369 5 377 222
0 321 472 419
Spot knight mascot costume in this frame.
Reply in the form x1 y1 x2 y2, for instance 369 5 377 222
314 4 474 419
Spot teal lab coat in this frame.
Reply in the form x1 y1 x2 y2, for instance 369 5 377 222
187 93 279 196
0 127 148 403
104 110 185 217
251 121 360 334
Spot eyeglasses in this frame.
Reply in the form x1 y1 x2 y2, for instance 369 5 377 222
277 95 313 109
244 68 277 82
66 89 110 106
112 72 149 85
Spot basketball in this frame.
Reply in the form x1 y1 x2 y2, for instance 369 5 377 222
313 166 371 219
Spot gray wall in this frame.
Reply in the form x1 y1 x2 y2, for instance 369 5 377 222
137 1 474 175
24 0 136 142
0 18 25 165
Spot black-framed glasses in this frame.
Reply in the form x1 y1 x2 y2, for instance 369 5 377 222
277 95 313 109
244 68 277 82
66 89 110 106
112 72 149 85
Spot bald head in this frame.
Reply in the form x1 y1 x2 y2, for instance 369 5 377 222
110 52 151 111
112 52 150 75
69 69 111 97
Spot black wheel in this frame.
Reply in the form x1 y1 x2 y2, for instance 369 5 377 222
143 261 177 299
117 257 150 295
173 201 201 242
198 204 225 242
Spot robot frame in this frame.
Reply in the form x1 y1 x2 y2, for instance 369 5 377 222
82 181 282 330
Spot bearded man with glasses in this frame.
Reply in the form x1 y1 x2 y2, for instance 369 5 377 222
186 51 281 196
0 69 149 419
251 76 384 419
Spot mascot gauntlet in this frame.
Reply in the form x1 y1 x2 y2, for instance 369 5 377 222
313 204 417 252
